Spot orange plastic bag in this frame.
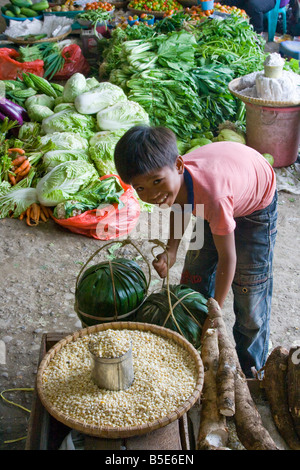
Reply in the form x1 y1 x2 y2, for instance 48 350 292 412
52 44 90 80
52 175 141 240
0 48 44 80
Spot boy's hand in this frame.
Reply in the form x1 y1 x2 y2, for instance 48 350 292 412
152 251 176 279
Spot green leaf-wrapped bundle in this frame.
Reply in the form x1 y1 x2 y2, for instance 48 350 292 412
75 259 148 326
136 285 208 349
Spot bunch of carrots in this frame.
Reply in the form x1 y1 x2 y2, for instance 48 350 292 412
19 203 53 226
8 148 31 185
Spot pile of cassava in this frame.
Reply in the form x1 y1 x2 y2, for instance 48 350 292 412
198 298 300 451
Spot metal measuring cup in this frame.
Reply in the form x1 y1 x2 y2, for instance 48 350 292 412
89 340 134 391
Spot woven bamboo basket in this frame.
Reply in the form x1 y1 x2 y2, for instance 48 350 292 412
6 28 72 45
229 77 300 108
36 321 204 439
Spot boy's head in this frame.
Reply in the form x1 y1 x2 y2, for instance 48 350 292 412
114 125 179 184
114 125 185 207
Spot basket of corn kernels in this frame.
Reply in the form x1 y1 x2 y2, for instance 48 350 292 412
37 321 204 438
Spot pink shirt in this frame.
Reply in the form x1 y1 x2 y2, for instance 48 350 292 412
183 142 276 236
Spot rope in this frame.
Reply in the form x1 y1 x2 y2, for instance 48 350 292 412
0 388 33 444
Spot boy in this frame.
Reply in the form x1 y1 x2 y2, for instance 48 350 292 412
114 125 277 377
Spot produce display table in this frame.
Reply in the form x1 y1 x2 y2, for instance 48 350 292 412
25 332 289 450
25 332 191 450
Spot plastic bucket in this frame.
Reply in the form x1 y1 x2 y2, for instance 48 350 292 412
199 1 214 10
245 103 300 168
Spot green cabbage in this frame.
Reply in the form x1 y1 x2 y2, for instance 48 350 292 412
89 129 126 176
36 160 99 207
42 149 91 173
25 94 55 110
27 104 54 123
62 73 87 103
96 100 149 131
41 109 96 138
40 132 89 150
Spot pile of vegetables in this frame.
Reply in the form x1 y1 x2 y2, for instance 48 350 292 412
99 15 267 141
127 0 182 12
0 71 150 225
262 345 300 450
1 0 49 19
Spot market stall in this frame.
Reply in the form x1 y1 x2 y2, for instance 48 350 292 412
0 1 300 452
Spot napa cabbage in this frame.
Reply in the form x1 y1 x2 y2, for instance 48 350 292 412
74 82 127 115
62 73 87 103
27 104 54 123
25 94 55 110
96 100 149 131
36 160 99 207
89 129 126 176
41 109 96 138
40 132 89 150
42 149 91 173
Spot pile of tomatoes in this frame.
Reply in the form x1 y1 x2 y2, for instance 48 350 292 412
84 1 114 11
185 5 214 19
213 2 248 18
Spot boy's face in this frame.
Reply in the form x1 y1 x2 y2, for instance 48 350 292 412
131 157 186 208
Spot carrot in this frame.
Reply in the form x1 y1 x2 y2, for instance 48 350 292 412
11 156 26 166
17 166 31 178
15 159 30 175
8 174 16 185
30 203 40 224
39 211 47 222
26 207 32 226
8 148 25 155
40 205 50 219
19 211 26 221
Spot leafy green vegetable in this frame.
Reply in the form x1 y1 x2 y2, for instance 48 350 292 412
41 109 97 138
25 93 55 110
0 187 38 219
42 149 91 173
36 160 99 206
62 73 87 103
53 176 125 219
74 82 127 115
27 104 54 122
96 100 149 131
89 129 126 176
40 132 89 151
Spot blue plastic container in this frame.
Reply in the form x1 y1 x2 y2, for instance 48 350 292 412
199 0 214 10
128 16 139 26
140 15 155 25
2 13 43 26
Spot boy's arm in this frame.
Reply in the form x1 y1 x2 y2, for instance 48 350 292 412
153 208 191 278
212 232 237 308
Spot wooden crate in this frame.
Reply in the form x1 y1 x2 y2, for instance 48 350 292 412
25 333 192 450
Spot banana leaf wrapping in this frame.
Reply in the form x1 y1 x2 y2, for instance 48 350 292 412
136 284 208 349
75 258 148 326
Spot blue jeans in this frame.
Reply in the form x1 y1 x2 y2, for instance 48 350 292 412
181 191 278 377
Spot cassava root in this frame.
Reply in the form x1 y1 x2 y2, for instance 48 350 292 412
198 328 229 450
205 298 279 450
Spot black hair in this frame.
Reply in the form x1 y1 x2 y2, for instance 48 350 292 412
114 125 178 184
